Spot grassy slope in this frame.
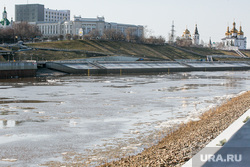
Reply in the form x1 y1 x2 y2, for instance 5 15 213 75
182 47 239 56
15 50 87 61
25 40 250 61
0 55 5 61
0 47 9 61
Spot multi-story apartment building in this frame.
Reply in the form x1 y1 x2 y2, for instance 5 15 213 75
15 4 70 23
44 8 70 22
15 4 44 22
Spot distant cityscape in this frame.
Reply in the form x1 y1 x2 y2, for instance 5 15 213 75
0 3 247 50
14 4 144 40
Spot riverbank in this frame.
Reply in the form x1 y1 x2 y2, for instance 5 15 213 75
102 91 250 167
17 40 250 61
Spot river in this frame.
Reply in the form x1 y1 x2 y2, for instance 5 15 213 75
0 71 250 166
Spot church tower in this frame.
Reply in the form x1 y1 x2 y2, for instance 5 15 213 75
2 7 7 20
192 24 200 45
182 26 191 39
0 7 10 28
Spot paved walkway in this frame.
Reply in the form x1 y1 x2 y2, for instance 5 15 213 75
183 109 250 167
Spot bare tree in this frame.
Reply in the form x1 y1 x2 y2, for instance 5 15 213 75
83 34 91 40
103 29 117 40
65 34 72 40
176 37 192 47
13 22 42 41
72 35 79 40
49 36 59 41
143 35 166 45
0 28 14 42
59 35 64 41
113 30 125 41
88 29 101 39
125 28 137 42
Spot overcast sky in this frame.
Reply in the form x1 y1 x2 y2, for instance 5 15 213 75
1 0 250 48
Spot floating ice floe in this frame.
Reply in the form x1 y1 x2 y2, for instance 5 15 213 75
125 91 135 94
131 130 140 134
1 158 17 162
121 146 138 150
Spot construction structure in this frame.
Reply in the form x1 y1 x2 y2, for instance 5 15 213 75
168 21 175 44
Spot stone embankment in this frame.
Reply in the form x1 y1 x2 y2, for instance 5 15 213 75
102 91 250 167
0 61 37 79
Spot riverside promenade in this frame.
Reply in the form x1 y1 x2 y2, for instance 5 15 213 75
183 108 250 167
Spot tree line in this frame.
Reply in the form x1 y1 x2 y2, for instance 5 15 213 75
45 27 166 45
0 22 41 43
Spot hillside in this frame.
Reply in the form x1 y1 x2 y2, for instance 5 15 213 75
13 40 250 61
0 47 9 61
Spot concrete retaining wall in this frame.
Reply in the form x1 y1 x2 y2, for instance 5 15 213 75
46 61 250 76
0 62 37 70
0 62 37 79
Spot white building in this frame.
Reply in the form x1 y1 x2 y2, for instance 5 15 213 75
192 24 199 45
0 7 12 28
181 25 200 46
73 16 105 36
36 15 144 39
44 8 70 22
182 27 191 40
222 22 247 50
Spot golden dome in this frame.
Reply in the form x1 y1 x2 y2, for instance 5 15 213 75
183 28 190 35
238 26 244 35
225 26 231 36
230 22 238 34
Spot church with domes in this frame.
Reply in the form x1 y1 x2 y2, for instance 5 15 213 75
181 24 200 46
0 7 12 28
221 22 246 50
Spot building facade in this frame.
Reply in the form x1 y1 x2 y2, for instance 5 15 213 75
222 22 247 50
15 4 70 23
44 8 70 22
15 4 44 22
36 16 144 39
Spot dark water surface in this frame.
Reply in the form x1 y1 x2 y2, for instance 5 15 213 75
0 71 250 166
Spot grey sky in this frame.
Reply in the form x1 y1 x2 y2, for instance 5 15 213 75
1 0 249 47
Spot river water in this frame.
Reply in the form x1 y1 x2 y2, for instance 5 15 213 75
0 71 250 166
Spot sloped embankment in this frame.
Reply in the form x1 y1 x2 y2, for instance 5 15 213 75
23 40 250 61
102 91 250 167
